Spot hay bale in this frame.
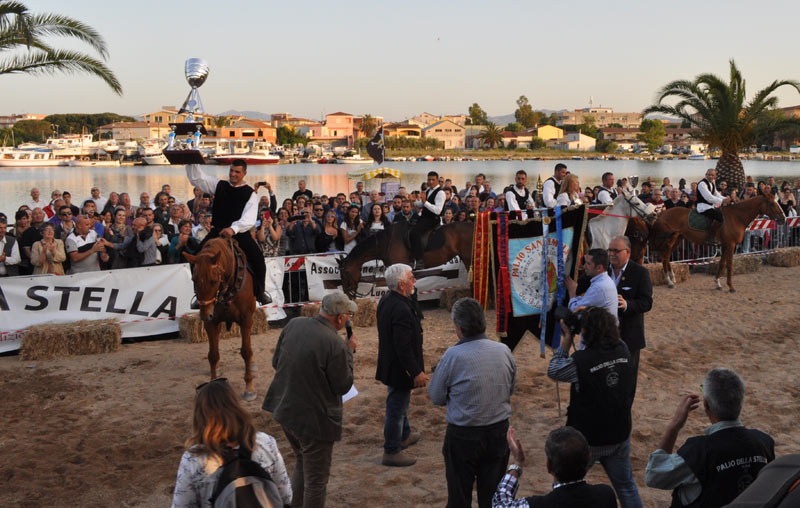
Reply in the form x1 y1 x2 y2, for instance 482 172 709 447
20 319 121 361
695 255 763 275
766 247 800 267
439 287 473 311
179 308 268 344
353 298 377 327
300 303 320 318
645 263 690 286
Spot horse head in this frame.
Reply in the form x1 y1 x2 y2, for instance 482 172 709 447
761 190 787 224
337 255 359 300
184 250 224 321
619 188 657 224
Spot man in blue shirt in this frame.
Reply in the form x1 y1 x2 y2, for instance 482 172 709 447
565 248 618 323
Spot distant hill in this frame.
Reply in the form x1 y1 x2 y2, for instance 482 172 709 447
488 109 564 126
217 110 271 121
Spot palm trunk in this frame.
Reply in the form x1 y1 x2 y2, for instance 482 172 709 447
715 151 745 190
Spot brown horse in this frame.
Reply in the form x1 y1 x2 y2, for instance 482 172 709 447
648 192 786 292
338 220 474 298
183 238 258 400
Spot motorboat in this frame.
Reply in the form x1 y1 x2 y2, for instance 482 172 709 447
67 159 121 167
45 134 98 157
688 153 707 160
210 140 280 165
334 151 373 164
138 138 168 158
143 154 170 165
0 149 67 167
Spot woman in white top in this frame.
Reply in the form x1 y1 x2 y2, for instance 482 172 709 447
555 173 583 207
171 378 292 508
366 203 391 235
340 205 363 254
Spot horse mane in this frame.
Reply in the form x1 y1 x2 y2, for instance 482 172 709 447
342 229 385 266
194 237 233 274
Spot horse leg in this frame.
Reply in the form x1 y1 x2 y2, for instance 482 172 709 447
714 247 724 291
205 320 221 380
240 309 256 401
724 244 735 293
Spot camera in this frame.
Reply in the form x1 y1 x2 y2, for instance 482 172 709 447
554 306 586 336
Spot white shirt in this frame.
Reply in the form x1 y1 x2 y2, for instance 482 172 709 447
597 187 616 205
505 186 535 211
192 224 210 240
26 199 45 211
0 235 21 275
422 185 446 216
185 164 258 234
65 230 100 274
555 193 582 207
542 178 561 208
91 195 108 212
340 224 358 254
697 180 724 213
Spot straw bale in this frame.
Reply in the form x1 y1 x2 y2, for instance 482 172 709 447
645 263 690 286
20 319 121 361
439 287 473 311
353 298 377 327
179 308 268 344
766 247 800 267
300 304 320 318
695 255 763 275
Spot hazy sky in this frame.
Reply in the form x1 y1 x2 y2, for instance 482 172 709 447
2 0 799 121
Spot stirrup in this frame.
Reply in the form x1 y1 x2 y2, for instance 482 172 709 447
414 259 425 270
257 292 272 305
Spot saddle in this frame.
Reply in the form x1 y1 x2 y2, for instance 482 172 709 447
688 209 714 232
218 239 248 305
403 223 446 253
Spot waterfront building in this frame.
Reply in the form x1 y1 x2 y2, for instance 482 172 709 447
209 119 276 144
0 113 47 129
271 113 319 129
531 125 564 141
422 119 465 149
557 107 641 128
549 132 596 151
383 122 422 138
141 107 215 128
307 112 356 148
98 121 172 140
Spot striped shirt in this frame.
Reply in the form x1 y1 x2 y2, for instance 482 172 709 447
427 334 516 427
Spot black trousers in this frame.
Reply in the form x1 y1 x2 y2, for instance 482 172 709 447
442 419 509 508
410 214 440 260
629 347 641 401
201 228 266 297
701 207 723 223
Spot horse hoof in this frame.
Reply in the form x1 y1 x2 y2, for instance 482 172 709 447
716 286 723 291
242 391 257 401
729 288 736 293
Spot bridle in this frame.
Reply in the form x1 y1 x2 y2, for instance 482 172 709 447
194 240 237 310
621 190 655 223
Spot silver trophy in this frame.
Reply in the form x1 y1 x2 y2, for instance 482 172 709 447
164 58 209 164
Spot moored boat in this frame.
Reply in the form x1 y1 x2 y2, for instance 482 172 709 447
0 149 67 167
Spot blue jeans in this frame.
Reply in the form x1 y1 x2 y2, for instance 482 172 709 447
384 386 411 454
592 438 642 508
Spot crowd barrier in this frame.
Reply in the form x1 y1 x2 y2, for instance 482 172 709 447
0 253 468 353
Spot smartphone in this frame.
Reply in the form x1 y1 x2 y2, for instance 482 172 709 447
257 181 267 187
264 210 271 220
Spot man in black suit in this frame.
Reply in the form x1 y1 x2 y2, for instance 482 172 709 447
608 235 653 399
376 263 428 467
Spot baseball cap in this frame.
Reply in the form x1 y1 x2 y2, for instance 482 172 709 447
321 292 357 315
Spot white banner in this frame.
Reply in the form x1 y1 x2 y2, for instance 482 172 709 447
0 264 194 353
264 257 286 321
304 254 468 302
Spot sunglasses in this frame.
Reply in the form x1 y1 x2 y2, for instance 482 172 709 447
196 377 228 392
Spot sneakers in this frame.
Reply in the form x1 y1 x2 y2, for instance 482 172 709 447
400 432 421 449
382 450 416 467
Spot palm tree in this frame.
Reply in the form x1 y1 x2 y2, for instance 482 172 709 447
360 114 377 138
478 122 503 149
0 1 121 94
643 60 800 188
214 115 231 128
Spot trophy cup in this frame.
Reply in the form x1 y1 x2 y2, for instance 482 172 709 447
163 58 210 164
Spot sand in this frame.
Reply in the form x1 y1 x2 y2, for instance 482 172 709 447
2 265 799 507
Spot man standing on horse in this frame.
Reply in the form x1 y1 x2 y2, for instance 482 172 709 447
185 160 271 305
697 168 730 243
410 171 445 269
597 172 618 205
542 163 567 209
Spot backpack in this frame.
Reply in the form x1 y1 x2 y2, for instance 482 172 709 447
210 446 284 508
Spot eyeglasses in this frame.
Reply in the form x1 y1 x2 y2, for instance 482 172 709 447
314 208 323 211
61 212 72 217
153 228 162 232
196 377 228 391
607 248 628 253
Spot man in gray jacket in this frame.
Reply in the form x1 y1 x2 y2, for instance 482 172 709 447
263 292 358 508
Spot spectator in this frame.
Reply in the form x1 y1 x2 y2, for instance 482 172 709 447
361 190 381 221
767 176 778 195
163 204 184 239
66 215 110 274
778 186 796 216
565 248 618 322
312 201 326 228
455 210 468 222
393 200 416 225
638 182 653 202
492 426 617 508
340 205 363 254
387 196 403 222
664 188 687 210
134 218 159 267
153 223 169 263
26 187 44 210
30 223 66 275
62 191 80 217
262 292 357 508
154 191 170 224
0 219 21 277
184 187 202 214
548 307 642 508
256 208 282 257
377 264 427 467
11 209 30 239
101 191 120 216
171 378 292 508
292 179 313 201
365 203 391 236
43 189 62 218
354 180 365 198
315 210 340 253
19 207 45 275
81 200 104 237
89 186 107 212
192 212 213 242
442 208 454 225
53 205 76 242
137 191 153 211
428 297 516 508
645 368 775 507
483 181 496 198
105 208 134 269
168 219 199 264
287 207 319 254
542 164 568 209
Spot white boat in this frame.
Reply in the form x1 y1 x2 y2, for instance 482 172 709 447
143 154 170 165
335 151 373 164
688 153 707 160
210 140 280 165
119 141 139 158
68 159 121 167
138 138 168 158
0 149 67 167
100 140 120 154
45 134 98 157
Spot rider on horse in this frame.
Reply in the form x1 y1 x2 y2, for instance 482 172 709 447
504 169 536 218
186 159 271 305
696 168 730 243
596 171 618 205
410 171 445 269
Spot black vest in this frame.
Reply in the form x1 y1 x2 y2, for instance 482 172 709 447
695 178 716 207
672 427 774 508
567 342 633 446
546 176 562 197
421 187 444 218
2 235 18 276
212 180 254 230
505 186 530 211
599 187 617 201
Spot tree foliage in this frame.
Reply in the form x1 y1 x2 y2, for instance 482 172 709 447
359 114 377 138
45 112 134 135
467 103 488 125
478 122 504 148
637 119 666 151
529 136 546 150
578 115 599 138
595 139 619 153
504 122 522 132
276 125 307 146
376 135 443 150
0 118 50 142
0 1 121 94
515 95 544 128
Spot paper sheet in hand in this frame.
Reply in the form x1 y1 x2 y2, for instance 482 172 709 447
342 385 358 403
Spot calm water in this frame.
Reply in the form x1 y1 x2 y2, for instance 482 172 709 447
2 159 799 213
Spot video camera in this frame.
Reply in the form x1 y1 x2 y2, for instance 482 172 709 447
554 306 588 336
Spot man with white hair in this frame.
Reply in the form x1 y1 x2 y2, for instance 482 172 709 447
646 368 774 507
376 264 427 467
696 168 730 243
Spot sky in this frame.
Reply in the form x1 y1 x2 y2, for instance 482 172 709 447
2 0 799 121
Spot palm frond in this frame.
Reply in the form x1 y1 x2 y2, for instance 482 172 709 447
0 1 32 47
27 13 108 58
0 48 121 94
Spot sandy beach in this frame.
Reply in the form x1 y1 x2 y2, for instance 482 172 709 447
2 265 799 507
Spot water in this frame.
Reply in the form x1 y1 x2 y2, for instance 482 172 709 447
2 159 799 213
